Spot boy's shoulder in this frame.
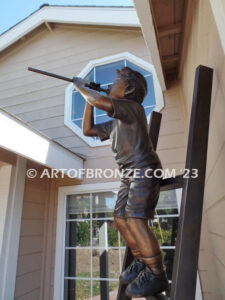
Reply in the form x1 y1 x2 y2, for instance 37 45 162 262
107 97 144 123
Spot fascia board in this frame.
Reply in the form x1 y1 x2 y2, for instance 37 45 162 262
0 6 140 52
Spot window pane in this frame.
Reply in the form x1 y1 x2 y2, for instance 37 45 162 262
73 119 82 129
120 247 126 271
64 279 91 300
119 233 127 247
126 60 150 76
95 114 112 124
92 220 112 248
92 280 105 299
109 281 119 298
150 217 179 246
67 194 90 219
142 75 156 107
95 107 107 116
84 69 94 82
156 189 179 213
71 91 85 120
163 249 175 281
92 249 100 278
107 221 119 247
92 192 117 214
65 221 90 247
92 249 110 280
108 249 120 279
64 249 91 278
92 220 101 247
144 106 154 117
95 60 125 84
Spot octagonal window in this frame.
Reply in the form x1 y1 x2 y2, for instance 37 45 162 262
65 53 164 147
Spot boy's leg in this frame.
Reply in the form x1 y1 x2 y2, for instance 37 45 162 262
126 217 164 273
126 218 160 256
125 217 169 297
114 217 145 283
114 217 143 258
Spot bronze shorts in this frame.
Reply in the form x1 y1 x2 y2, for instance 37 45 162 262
113 164 162 220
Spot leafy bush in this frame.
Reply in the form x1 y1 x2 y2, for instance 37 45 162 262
76 222 90 246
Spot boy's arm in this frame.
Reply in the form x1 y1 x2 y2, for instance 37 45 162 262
73 77 113 113
82 102 98 137
82 95 113 140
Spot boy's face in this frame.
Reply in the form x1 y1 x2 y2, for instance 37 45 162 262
108 71 127 99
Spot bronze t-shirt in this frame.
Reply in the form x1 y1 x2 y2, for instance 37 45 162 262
94 97 162 171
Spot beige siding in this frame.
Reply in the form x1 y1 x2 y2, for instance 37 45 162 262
180 0 225 298
14 159 80 300
14 164 49 300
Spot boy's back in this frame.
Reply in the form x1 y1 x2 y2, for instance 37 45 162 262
95 97 162 171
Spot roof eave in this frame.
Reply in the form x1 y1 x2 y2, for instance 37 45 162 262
0 108 84 180
0 6 140 52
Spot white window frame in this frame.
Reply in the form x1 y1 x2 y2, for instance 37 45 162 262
54 181 121 300
0 156 26 300
64 52 165 147
53 182 186 300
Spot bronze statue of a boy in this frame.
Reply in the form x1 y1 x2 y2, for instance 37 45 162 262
73 67 169 298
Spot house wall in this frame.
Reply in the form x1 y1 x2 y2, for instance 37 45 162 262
180 0 225 299
0 23 188 184
14 160 80 300
14 163 49 300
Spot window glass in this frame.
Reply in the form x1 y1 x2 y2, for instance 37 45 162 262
126 59 150 76
67 194 90 219
142 75 156 107
95 114 112 124
96 107 107 116
71 91 85 120
85 69 94 82
95 60 125 84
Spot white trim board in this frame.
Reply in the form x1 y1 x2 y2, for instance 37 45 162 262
64 52 165 147
133 0 166 90
210 0 225 55
0 156 26 300
0 165 13 258
0 109 83 179
53 181 120 300
0 6 139 52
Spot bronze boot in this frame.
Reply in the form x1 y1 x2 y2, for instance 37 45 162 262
119 249 145 284
125 252 169 298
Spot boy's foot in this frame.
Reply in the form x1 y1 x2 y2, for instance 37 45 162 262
119 258 145 284
125 266 169 298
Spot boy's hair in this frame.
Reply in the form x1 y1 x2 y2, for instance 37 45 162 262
118 67 148 104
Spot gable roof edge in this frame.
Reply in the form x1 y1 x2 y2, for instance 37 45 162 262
0 6 140 52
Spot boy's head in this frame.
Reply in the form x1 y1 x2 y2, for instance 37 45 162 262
108 67 148 104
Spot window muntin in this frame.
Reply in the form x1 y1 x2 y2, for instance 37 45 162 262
63 189 180 299
71 59 156 141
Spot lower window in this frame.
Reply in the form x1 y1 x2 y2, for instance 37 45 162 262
63 189 180 299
